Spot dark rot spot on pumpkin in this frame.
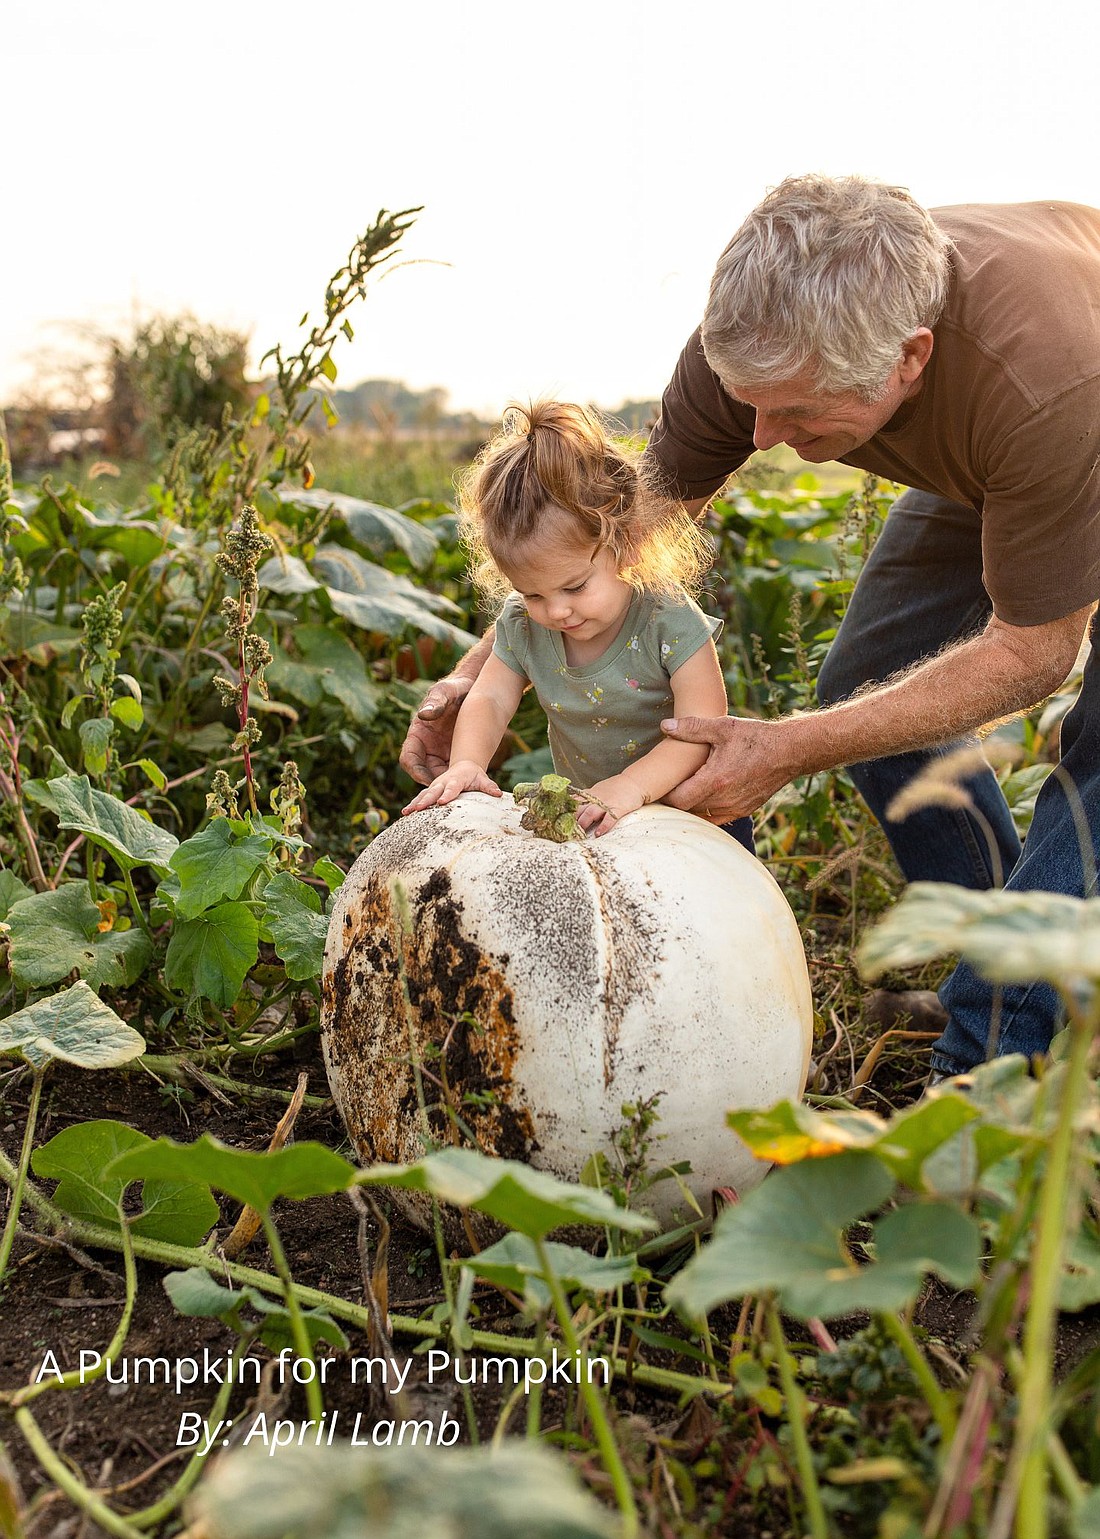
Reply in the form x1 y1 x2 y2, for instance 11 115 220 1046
322 864 536 1231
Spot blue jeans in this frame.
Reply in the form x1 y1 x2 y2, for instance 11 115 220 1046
722 816 756 854
816 489 1099 1074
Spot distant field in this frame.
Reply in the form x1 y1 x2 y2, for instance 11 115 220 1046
47 427 867 512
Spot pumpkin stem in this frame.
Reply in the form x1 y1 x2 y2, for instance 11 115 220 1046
512 773 606 843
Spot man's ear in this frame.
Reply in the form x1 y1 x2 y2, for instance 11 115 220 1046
900 327 934 385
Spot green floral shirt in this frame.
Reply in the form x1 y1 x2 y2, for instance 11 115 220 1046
493 587 721 788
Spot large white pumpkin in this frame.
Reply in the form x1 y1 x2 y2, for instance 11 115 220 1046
321 793 813 1229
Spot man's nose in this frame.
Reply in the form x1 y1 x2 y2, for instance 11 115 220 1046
753 411 787 452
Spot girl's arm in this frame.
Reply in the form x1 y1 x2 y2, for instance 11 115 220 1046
402 653 527 813
577 640 727 835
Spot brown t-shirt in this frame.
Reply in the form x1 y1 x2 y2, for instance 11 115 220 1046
647 202 1100 626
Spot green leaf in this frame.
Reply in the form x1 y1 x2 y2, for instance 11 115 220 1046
859 883 1100 986
32 1122 219 1245
312 545 473 648
726 1093 979 1190
319 352 338 383
466 1233 646 1308
163 1267 247 1318
191 1440 616 1539
292 624 380 725
61 692 92 729
0 610 82 664
110 1134 357 1214
79 716 114 775
164 902 259 1006
110 695 144 730
169 820 272 919
1061 1225 1100 1311
277 486 439 570
358 1147 658 1241
666 1153 900 1320
312 856 345 894
163 1269 349 1352
256 555 321 596
0 869 33 919
99 525 166 569
871 1202 982 1291
265 647 325 707
6 880 153 990
263 873 329 980
1073 1486 1100 1539
0 981 145 1069
135 758 167 791
47 773 179 873
726 1100 888 1164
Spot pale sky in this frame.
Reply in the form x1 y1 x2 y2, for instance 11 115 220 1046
6 0 1100 417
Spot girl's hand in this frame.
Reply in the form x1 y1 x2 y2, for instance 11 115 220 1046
402 761 502 815
576 775 647 838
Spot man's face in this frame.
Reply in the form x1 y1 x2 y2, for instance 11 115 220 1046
722 367 907 462
720 334 932 462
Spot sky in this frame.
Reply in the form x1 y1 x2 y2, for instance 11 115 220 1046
6 0 1100 418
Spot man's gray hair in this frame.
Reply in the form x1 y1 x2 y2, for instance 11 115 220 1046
701 174 954 401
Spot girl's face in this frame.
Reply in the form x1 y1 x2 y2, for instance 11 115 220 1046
499 533 634 650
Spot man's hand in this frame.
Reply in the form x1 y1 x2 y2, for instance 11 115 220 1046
661 716 795 822
401 759 502 815
398 676 475 785
576 775 648 838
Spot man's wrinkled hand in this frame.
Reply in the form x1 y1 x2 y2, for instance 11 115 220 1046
660 715 797 823
398 676 474 785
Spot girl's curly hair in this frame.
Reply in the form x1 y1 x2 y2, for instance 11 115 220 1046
458 400 714 607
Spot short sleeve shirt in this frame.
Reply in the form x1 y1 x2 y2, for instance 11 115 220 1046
646 202 1100 626
493 588 721 787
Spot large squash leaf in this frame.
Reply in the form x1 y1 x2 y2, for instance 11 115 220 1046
358 1147 657 1240
192 1440 616 1539
46 773 179 873
276 486 439 570
163 902 259 1006
6 881 153 990
0 982 145 1069
109 1134 357 1213
33 1121 219 1245
859 883 1100 986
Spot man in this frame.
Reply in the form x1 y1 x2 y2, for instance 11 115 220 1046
401 174 1100 1078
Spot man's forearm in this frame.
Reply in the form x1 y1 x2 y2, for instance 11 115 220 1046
780 621 1078 779
451 630 495 685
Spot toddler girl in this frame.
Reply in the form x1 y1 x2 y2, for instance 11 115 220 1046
403 401 753 846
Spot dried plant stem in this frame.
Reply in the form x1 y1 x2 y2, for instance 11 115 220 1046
0 1067 45 1283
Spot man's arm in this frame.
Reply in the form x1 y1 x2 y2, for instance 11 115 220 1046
663 605 1094 822
398 629 496 784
